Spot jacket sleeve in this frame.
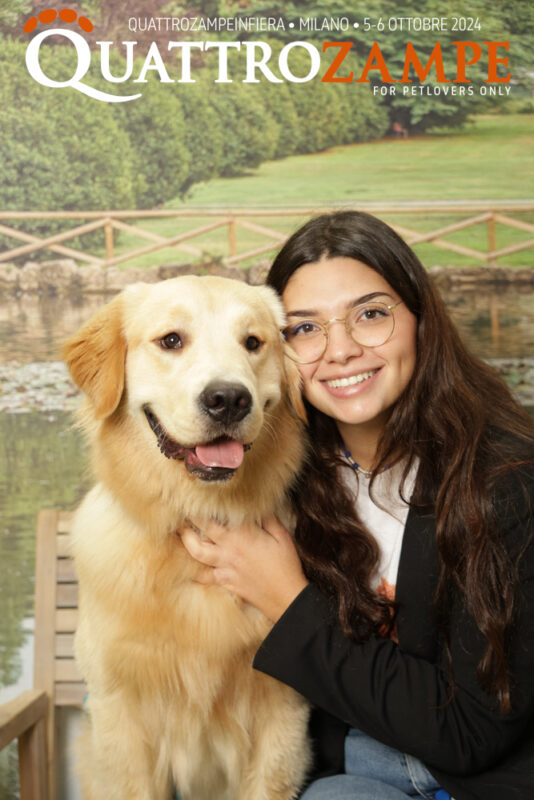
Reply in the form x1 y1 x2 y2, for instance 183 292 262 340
253 471 534 777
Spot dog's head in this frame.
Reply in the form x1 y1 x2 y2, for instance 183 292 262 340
63 275 305 486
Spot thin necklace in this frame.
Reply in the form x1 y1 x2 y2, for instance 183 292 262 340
342 445 398 478
342 446 374 477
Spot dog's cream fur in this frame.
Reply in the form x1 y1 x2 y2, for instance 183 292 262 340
63 276 311 800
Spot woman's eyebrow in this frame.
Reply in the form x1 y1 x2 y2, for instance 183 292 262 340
286 291 394 318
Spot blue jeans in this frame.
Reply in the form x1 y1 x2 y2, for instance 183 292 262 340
300 728 446 800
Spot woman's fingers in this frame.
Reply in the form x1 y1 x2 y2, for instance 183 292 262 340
194 567 216 586
262 514 291 541
181 526 219 566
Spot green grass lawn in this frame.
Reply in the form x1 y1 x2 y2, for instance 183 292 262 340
182 114 534 206
104 114 534 270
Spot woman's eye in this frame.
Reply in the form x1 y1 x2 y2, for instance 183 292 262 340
289 321 321 338
245 335 262 352
159 332 182 350
357 306 388 323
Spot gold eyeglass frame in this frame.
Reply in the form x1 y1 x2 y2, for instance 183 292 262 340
283 300 404 364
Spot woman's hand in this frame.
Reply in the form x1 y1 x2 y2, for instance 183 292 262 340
180 515 309 622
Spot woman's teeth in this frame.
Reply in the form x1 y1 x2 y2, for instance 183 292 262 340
326 370 378 389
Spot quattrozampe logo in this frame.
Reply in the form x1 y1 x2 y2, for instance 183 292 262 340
24 8 512 103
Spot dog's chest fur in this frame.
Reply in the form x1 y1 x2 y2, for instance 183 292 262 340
72 484 274 701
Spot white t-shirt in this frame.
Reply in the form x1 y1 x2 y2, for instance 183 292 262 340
341 458 418 604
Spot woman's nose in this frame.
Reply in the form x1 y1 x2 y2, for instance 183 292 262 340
323 320 364 362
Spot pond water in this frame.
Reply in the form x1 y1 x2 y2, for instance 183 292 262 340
0 285 532 363
0 284 533 797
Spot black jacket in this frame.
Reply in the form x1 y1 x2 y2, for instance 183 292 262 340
253 468 534 800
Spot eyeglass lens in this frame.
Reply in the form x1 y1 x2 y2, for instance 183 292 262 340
284 302 396 364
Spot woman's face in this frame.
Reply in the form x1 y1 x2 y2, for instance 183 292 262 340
282 257 417 435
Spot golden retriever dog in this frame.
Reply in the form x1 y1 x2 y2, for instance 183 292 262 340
62 275 311 800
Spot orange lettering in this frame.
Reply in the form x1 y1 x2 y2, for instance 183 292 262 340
322 41 354 83
355 42 395 83
401 42 449 83
485 41 510 82
453 41 482 82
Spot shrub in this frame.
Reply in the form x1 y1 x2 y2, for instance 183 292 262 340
209 82 280 176
282 47 351 154
0 40 135 257
111 69 192 208
342 87 390 144
179 77 226 195
256 80 301 160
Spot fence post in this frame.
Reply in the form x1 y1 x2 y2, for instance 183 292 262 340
488 213 497 265
490 294 500 349
228 218 236 258
105 219 114 265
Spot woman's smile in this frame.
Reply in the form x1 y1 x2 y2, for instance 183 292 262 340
322 367 381 393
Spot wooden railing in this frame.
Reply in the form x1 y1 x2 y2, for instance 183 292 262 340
0 202 533 268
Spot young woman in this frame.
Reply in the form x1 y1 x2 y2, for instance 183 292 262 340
182 211 534 800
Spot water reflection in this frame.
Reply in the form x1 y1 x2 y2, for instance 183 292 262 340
0 286 532 364
0 293 110 363
440 286 533 359
0 413 90 797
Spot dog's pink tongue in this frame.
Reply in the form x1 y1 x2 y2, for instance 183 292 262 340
195 440 244 469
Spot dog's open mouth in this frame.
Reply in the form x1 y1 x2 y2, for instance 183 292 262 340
143 406 250 482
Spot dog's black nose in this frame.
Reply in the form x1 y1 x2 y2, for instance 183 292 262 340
199 382 252 425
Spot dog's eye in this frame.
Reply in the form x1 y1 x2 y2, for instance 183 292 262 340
159 332 182 350
245 336 262 352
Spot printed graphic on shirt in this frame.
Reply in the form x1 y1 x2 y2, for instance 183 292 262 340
377 576 399 641
340 456 419 642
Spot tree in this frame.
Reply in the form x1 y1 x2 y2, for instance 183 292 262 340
179 78 226 194
0 40 135 252
111 68 192 207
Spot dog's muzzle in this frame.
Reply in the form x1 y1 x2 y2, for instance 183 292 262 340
143 406 252 483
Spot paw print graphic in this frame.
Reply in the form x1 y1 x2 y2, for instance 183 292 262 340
24 8 93 34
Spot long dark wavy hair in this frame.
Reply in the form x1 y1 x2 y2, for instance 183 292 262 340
267 210 534 713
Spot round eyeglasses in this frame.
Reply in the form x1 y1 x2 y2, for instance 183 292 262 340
283 300 403 364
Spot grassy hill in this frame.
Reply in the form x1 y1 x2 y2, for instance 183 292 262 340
183 114 533 206
108 114 534 269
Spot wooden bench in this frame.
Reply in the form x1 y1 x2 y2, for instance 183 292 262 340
0 509 84 800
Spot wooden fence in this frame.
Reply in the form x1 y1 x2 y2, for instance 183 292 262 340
0 202 533 268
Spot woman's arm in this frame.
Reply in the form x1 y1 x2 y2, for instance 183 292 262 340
253 578 533 776
253 475 534 777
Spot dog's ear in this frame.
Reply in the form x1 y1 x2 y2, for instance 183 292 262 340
62 294 126 419
284 348 307 423
255 285 286 328
256 285 307 423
